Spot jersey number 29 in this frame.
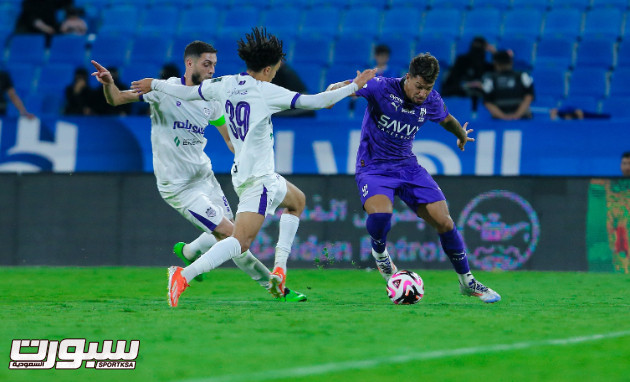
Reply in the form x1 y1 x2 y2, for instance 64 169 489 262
226 100 250 141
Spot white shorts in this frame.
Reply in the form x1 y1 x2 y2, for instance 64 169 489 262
160 174 233 234
235 173 287 216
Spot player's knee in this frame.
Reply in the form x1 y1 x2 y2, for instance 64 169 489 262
436 217 455 233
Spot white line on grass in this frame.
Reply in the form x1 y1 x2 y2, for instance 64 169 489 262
176 330 630 382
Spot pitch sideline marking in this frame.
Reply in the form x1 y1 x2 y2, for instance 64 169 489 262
176 330 630 382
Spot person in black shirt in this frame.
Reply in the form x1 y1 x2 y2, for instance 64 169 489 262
64 67 93 115
0 70 35 118
481 50 534 120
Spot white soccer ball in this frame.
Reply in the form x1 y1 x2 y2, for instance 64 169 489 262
386 270 424 305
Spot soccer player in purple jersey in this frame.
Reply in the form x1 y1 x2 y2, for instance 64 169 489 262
329 53 501 303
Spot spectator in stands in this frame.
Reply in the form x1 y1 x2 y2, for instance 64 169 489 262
60 6 88 36
15 0 72 39
441 36 495 111
64 67 93 115
621 152 630 177
373 44 398 78
549 107 610 120
271 61 314 117
481 50 534 120
90 67 131 115
160 63 181 80
0 69 35 119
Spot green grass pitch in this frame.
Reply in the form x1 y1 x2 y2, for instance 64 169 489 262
1 267 629 382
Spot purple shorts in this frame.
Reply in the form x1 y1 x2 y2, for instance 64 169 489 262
355 163 445 212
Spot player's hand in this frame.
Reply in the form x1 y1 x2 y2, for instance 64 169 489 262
352 68 377 90
130 78 154 95
457 123 474 151
90 60 114 85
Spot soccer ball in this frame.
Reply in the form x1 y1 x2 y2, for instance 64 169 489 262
386 270 424 305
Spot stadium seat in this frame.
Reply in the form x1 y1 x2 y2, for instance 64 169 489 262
534 37 576 69
350 96 368 120
377 35 414 71
48 35 88 66
590 0 629 10
551 0 591 10
583 9 623 40
120 63 161 87
4 63 39 95
502 9 543 39
499 36 535 70
292 37 332 66
473 0 511 10
530 94 558 109
532 67 567 97
381 6 422 38
0 3 19 34
138 6 180 36
300 7 341 38
609 67 630 97
260 7 301 39
340 6 382 37
6 34 46 65
210 33 242 63
37 63 75 97
428 0 472 9
511 0 550 9
442 97 472 121
417 36 454 68
177 7 219 38
90 35 132 68
6 93 43 118
324 66 358 90
421 8 463 39
318 96 352 120
462 8 502 38
567 67 608 98
574 37 615 69
130 36 173 65
292 63 324 93
333 36 373 67
558 95 599 112
601 97 630 118
98 5 139 35
541 8 583 39
346 0 389 8
220 7 262 36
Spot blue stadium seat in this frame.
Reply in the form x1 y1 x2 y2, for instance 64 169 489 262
260 7 302 39
377 35 414 71
90 35 132 68
583 9 623 39
473 0 511 10
333 36 373 67
177 7 219 38
49 35 88 66
442 97 472 121
462 8 502 38
4 63 39 95
428 0 472 9
347 0 389 8
318 96 352 120
210 33 241 63
341 6 382 37
6 34 46 65
532 67 567 97
499 36 535 70
558 95 599 112
120 63 161 87
37 64 75 96
350 96 368 120
215 59 246 77
542 8 583 39
0 4 19 34
421 8 463 39
511 0 550 9
130 36 173 65
502 9 543 39
417 36 455 68
609 67 630 97
551 0 591 10
381 6 422 38
590 0 629 10
98 5 139 35
138 6 180 36
220 7 262 36
531 94 559 109
574 37 615 69
292 37 332 66
324 66 358 89
535 37 575 69
300 7 341 38
7 93 43 118
619 40 630 67
601 97 630 118
291 63 324 93
568 67 608 98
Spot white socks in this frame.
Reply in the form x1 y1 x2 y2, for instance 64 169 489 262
371 248 390 261
457 272 475 286
181 237 241 283
232 250 271 288
183 233 218 260
274 214 300 271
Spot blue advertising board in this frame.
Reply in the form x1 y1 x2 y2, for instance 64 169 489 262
0 116 627 176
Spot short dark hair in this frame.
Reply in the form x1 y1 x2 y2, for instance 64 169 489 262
409 53 440 83
375 44 391 56
622 151 630 159
493 50 512 65
237 27 285 72
184 41 217 61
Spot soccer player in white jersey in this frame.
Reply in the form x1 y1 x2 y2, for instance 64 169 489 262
131 27 376 307
91 40 306 303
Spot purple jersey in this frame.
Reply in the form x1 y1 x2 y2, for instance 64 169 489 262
355 76 449 173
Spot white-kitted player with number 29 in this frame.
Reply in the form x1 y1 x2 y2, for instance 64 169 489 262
132 27 376 307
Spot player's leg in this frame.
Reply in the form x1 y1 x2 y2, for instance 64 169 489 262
357 172 399 280
272 177 306 291
416 200 500 303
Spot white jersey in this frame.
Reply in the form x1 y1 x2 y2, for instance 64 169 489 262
141 76 223 192
196 73 299 188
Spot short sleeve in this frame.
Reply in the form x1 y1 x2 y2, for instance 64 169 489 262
355 77 379 100
199 77 226 102
260 82 299 113
427 90 449 123
206 100 224 123
140 90 160 104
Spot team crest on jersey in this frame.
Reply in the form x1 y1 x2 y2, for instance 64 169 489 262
418 108 427 122
206 207 216 218
203 108 211 116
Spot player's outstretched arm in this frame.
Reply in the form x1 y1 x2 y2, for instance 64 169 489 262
131 78 210 102
295 69 376 110
91 60 139 106
439 114 474 151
